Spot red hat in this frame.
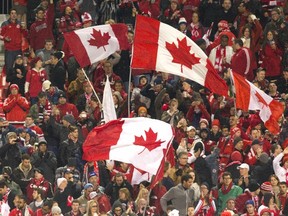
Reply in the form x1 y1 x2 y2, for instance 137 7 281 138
212 119 220 128
259 208 272 216
231 151 243 162
260 181 273 192
81 12 92 24
9 84 19 91
231 127 241 137
283 154 288 163
218 20 229 30
141 9 152 17
30 57 42 67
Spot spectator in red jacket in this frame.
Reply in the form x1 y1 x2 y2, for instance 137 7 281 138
9 194 33 216
3 84 29 121
0 8 28 73
57 92 79 119
231 39 256 81
29 2 55 56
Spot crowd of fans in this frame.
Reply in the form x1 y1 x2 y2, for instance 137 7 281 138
0 0 288 215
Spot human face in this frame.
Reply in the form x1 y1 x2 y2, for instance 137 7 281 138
65 6 72 15
222 0 231 11
127 32 134 43
115 83 123 92
279 184 287 194
32 190 39 200
182 82 191 91
58 97 66 105
39 97 46 106
119 191 126 200
269 83 277 93
9 10 17 21
183 178 193 189
270 176 279 186
71 202 80 212
227 199 235 210
84 84 93 94
220 37 229 47
223 175 232 186
222 128 229 137
284 161 288 169
239 167 248 176
15 58 23 65
192 12 199 23
187 207 194 216
229 116 238 127
0 186 7 195
114 207 122 216
246 204 255 214
42 205 50 214
45 42 53 50
187 129 196 138
200 185 209 196
25 117 34 126
35 171 44 180
70 129 79 139
11 88 18 95
89 175 99 186
18 199 26 209
35 59 43 68
36 10 45 20
271 11 280 21
50 56 58 65
115 176 124 186
77 70 85 80
104 62 113 75
244 28 250 38
39 143 47 153
139 77 147 86
238 3 245 13
22 159 31 169
235 141 244 150
178 154 188 166
188 171 195 182
90 202 98 213
267 31 274 41
171 2 177 10
256 71 266 81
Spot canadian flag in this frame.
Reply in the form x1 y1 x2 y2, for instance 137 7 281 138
231 71 284 134
64 24 129 67
131 15 228 96
83 118 174 175
131 166 152 185
102 75 117 123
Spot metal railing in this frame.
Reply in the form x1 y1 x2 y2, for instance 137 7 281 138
1 0 11 14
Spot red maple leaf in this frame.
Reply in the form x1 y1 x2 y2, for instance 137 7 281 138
255 91 268 108
133 128 164 153
88 28 111 51
166 37 201 72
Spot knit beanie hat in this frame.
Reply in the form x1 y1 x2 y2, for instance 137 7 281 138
81 12 92 24
231 151 243 162
62 114 75 125
10 84 19 91
51 206 62 214
261 182 273 192
248 182 260 192
212 119 220 128
218 20 229 30
57 177 67 188
52 51 65 60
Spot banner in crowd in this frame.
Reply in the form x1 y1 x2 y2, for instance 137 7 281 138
131 15 228 96
102 75 117 123
83 118 174 175
64 24 129 67
231 71 284 135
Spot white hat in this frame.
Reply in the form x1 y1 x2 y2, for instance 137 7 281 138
81 12 92 24
178 17 187 25
237 163 250 171
186 126 196 132
168 209 179 216
51 206 62 214
42 80 51 91
89 191 98 199
57 177 67 188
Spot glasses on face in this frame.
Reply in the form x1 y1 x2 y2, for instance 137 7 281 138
114 208 122 212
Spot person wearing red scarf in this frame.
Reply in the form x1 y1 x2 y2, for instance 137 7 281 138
9 195 33 216
218 172 243 214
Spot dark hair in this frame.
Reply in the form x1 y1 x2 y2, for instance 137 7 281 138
68 125 78 133
177 151 188 159
220 34 229 40
194 142 204 153
36 7 45 13
0 180 7 189
128 30 134 35
22 153 30 161
72 199 80 204
33 188 44 199
279 182 287 186
115 80 124 86
271 144 280 154
17 194 27 203
9 8 17 14
43 200 53 208
234 38 244 47
222 171 232 179
38 91 47 99
263 193 274 206
181 174 192 183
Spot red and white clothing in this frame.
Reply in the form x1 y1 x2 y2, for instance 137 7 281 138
57 102 79 119
194 198 216 216
273 153 288 183
231 47 256 81
209 45 233 74
24 123 44 138
25 68 47 98
3 94 29 121
94 73 121 94
26 177 53 204
189 22 204 42
9 206 33 216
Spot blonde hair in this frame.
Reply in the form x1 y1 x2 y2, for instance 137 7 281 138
86 200 99 216
135 188 149 204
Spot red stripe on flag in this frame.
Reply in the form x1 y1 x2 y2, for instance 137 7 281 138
204 59 228 96
82 119 124 161
265 100 283 134
232 72 250 111
63 31 91 67
131 15 159 69
111 24 129 50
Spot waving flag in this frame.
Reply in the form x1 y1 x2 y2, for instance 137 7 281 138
83 118 174 175
231 71 284 134
64 24 128 67
131 16 228 96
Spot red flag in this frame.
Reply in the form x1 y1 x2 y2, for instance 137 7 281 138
131 15 228 96
231 71 284 134
83 118 174 175
64 24 128 67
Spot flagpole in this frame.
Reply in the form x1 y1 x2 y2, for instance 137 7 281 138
228 69 238 117
81 68 102 106
127 67 132 116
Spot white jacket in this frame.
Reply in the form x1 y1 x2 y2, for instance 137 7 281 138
272 153 287 182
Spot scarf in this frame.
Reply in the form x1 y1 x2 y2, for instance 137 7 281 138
34 177 44 186
214 45 226 73
221 182 233 195
2 188 10 203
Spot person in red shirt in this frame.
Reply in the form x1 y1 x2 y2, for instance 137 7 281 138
9 194 33 216
278 182 288 212
0 8 28 73
3 84 29 121
25 57 47 105
57 92 79 119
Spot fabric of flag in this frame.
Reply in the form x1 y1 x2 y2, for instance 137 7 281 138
64 24 128 67
82 117 174 175
231 71 284 134
102 75 117 123
131 15 228 96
